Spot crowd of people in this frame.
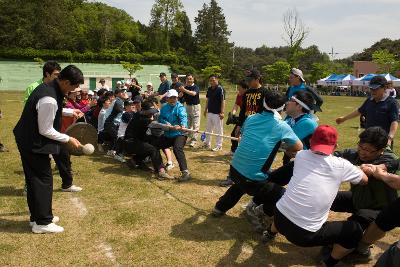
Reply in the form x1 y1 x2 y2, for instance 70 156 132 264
6 60 400 266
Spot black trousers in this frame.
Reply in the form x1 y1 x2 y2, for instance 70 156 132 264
252 161 294 215
154 135 188 171
375 197 400 232
19 148 53 225
215 166 266 212
115 137 125 155
125 139 163 171
274 207 363 249
331 191 380 230
104 123 119 150
253 182 286 216
230 125 239 153
52 145 73 189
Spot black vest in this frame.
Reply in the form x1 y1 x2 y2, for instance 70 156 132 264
13 80 64 154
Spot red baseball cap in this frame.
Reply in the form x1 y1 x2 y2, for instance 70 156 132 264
310 125 338 155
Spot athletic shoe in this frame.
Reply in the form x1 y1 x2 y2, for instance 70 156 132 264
126 158 138 170
114 154 126 163
32 222 64 234
106 150 116 157
97 143 104 153
342 247 372 263
189 140 197 147
157 171 174 180
219 178 234 187
138 164 154 172
261 226 277 243
61 185 82 192
177 171 192 182
211 207 225 217
30 216 59 227
246 203 269 233
212 146 222 152
165 162 175 171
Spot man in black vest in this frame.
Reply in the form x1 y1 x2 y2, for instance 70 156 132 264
14 65 84 234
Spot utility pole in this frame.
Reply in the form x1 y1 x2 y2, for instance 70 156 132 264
328 47 339 60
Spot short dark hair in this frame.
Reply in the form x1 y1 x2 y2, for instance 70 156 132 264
264 90 286 109
237 79 249 90
59 65 84 85
97 88 107 97
293 90 314 113
146 95 159 105
209 74 219 79
104 91 114 99
43 60 61 78
359 127 388 150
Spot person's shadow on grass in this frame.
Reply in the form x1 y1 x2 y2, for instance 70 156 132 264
0 186 25 197
0 218 30 233
170 211 322 266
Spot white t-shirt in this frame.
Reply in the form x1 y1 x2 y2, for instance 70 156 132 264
276 150 363 232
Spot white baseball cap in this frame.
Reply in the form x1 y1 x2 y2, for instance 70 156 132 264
88 90 94 95
147 82 153 86
291 68 305 82
166 89 178 98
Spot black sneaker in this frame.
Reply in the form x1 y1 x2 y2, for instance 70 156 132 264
126 158 138 170
219 178 234 187
211 207 225 217
261 227 277 243
177 171 191 182
342 246 372 263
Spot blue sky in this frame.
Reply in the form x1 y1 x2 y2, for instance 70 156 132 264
99 0 400 58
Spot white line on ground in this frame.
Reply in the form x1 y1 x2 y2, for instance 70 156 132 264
70 197 88 217
98 242 119 266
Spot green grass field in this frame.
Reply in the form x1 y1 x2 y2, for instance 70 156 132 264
0 92 399 267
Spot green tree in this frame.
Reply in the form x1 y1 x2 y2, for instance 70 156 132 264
170 11 193 53
120 61 143 78
194 0 233 71
148 0 183 52
309 62 330 84
262 60 291 85
372 49 400 74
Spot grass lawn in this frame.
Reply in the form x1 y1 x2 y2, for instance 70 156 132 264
0 91 399 266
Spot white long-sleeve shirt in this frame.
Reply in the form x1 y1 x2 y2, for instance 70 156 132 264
36 96 73 143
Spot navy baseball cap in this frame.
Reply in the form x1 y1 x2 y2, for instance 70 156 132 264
369 76 388 90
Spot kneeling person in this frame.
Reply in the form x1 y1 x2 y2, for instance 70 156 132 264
124 100 173 180
212 90 303 216
265 125 368 267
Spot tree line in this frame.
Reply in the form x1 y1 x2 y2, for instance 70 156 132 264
0 0 399 85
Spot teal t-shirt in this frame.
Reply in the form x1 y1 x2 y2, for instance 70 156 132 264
284 113 318 149
231 111 299 181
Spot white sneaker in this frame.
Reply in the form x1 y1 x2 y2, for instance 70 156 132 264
212 146 222 152
62 185 82 192
106 150 116 156
189 141 197 147
114 154 126 163
32 222 64 234
165 162 175 171
30 216 60 227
